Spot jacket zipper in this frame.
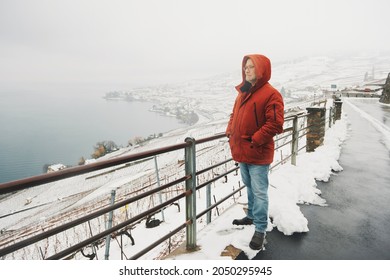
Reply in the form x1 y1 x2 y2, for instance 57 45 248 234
254 103 259 127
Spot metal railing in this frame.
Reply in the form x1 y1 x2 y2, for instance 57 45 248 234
0 98 337 260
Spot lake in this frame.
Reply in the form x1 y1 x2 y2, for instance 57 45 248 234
0 89 186 183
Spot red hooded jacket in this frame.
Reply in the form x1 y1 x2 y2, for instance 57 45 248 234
226 54 284 165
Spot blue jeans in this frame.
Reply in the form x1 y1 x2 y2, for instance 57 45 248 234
240 163 270 233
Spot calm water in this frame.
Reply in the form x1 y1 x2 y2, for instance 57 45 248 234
0 90 185 183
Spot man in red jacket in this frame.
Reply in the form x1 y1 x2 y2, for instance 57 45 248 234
226 54 284 250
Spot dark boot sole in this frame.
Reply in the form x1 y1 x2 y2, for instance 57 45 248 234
232 219 253 226
249 243 263 250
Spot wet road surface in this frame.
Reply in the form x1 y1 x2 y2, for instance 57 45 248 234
347 98 390 130
237 99 390 260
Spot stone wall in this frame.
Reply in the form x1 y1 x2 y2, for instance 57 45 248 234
306 107 326 152
379 73 390 104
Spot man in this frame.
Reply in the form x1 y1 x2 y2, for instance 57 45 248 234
226 54 284 250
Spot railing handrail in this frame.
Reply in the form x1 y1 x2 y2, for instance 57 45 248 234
0 141 191 195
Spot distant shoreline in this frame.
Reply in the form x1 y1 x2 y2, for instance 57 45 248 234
104 91 200 125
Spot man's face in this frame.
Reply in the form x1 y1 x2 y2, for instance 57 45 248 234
244 59 257 85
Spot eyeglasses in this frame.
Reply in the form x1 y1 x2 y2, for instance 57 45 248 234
243 65 255 71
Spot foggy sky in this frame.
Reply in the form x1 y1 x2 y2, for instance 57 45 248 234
0 0 389 91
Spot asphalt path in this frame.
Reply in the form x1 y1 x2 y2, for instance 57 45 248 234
237 100 390 260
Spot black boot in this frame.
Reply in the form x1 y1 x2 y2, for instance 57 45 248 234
232 216 253 226
249 231 265 250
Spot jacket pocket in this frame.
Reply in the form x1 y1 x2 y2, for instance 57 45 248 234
242 139 263 162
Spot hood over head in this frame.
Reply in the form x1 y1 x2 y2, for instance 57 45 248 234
236 54 272 94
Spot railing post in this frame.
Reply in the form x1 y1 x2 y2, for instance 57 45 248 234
291 115 299 166
206 183 211 224
154 156 165 222
306 107 326 152
334 99 343 121
184 137 197 250
104 189 116 260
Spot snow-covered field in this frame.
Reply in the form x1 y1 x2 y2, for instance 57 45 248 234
0 54 389 260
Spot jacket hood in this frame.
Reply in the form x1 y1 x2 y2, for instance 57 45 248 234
236 54 272 94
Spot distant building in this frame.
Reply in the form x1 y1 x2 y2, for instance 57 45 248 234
47 163 67 173
84 158 97 165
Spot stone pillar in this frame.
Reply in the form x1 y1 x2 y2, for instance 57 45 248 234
334 99 343 121
379 72 390 104
306 107 326 152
